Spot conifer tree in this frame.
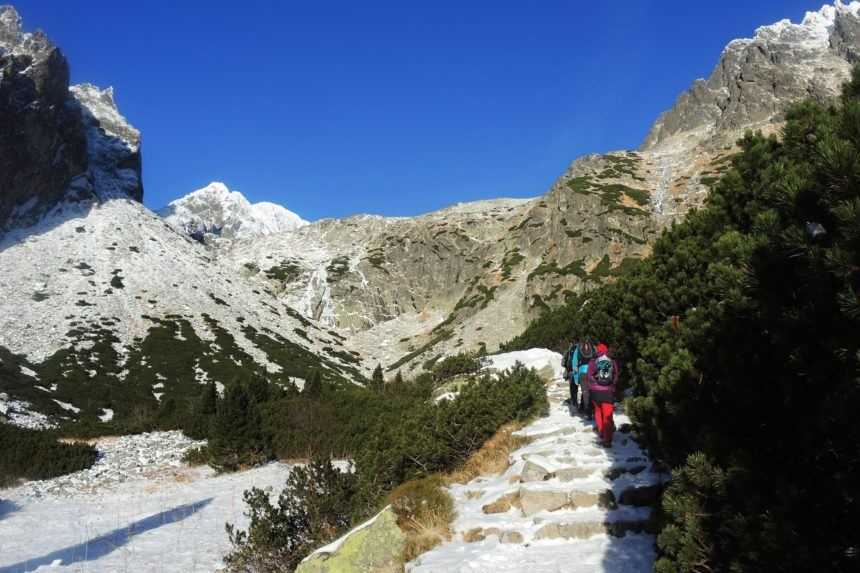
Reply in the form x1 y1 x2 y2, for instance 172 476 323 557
246 374 270 404
303 369 323 399
210 383 269 470
370 364 384 393
200 381 218 416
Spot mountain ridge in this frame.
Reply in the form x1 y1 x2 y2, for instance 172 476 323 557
4 2 860 426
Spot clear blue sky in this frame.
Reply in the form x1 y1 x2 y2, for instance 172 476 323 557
13 0 827 220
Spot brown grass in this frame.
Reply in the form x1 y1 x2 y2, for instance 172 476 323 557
389 421 536 565
388 476 456 563
444 421 532 485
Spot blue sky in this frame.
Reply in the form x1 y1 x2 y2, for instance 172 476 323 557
14 0 828 220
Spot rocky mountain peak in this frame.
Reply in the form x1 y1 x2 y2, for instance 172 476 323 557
0 4 143 233
0 5 21 47
641 1 860 151
159 182 307 243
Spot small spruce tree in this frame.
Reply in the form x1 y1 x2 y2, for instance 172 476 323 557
303 369 323 399
370 364 384 393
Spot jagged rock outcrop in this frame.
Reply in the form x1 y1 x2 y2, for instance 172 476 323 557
159 181 307 243
0 5 142 234
643 2 860 150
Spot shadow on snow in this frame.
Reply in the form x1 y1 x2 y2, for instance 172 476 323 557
0 497 213 573
0 499 19 521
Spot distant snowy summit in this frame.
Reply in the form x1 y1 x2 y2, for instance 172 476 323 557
159 182 307 243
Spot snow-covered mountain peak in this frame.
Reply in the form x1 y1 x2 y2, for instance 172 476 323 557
159 182 307 243
0 5 22 48
750 1 860 47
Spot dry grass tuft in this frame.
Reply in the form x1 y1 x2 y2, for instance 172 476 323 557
388 476 455 562
390 421 536 564
445 421 532 485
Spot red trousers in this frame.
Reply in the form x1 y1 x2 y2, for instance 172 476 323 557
593 401 615 445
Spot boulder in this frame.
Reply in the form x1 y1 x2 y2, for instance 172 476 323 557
500 530 524 544
555 466 595 481
604 465 647 480
520 460 552 482
519 489 568 516
568 490 601 509
482 492 519 514
296 506 406 573
534 522 605 540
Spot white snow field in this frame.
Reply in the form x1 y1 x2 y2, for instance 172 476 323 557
408 349 664 573
0 435 294 573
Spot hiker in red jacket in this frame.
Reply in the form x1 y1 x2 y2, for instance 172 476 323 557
587 343 619 447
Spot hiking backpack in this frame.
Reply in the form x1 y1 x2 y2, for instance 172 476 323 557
577 341 596 366
595 356 615 385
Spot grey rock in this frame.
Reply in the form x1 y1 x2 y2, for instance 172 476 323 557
555 466 595 481
642 5 860 150
534 522 605 540
520 460 552 482
519 488 568 516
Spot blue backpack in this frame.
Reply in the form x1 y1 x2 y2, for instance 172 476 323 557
595 356 615 385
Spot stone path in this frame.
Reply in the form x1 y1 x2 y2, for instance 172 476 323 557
409 374 665 573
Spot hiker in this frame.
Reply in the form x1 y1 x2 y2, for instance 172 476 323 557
588 343 619 447
570 340 595 416
561 342 574 403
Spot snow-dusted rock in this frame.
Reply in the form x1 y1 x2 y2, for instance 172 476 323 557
484 349 563 382
19 431 205 499
159 181 307 243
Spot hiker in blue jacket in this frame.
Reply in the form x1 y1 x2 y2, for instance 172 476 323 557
565 340 595 416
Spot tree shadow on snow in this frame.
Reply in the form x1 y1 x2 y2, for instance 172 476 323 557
0 497 213 573
0 499 20 521
595 417 663 573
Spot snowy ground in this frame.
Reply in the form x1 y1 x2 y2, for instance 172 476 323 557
0 433 293 573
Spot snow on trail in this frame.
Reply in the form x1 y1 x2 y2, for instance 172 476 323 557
409 349 665 573
0 434 293 573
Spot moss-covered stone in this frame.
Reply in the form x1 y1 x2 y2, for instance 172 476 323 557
296 506 406 573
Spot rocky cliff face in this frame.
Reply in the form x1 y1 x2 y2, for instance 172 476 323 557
0 5 142 234
220 151 657 374
643 2 860 150
208 2 860 374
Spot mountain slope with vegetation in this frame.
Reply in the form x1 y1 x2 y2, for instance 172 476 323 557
506 67 860 572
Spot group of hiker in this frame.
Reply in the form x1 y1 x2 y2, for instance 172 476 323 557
562 340 619 447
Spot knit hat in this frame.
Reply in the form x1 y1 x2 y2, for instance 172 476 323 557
596 343 608 355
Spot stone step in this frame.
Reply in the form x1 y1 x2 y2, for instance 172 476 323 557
481 487 607 517
534 517 656 541
463 527 524 544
